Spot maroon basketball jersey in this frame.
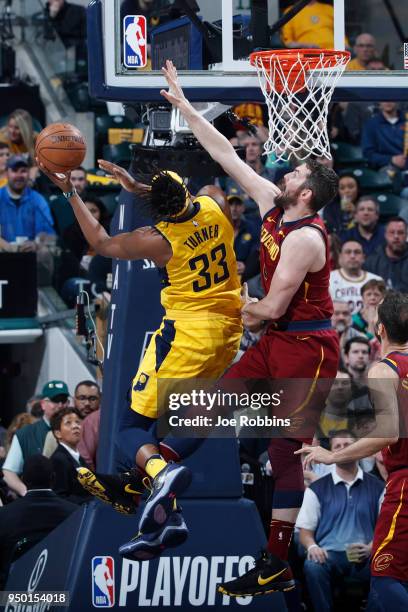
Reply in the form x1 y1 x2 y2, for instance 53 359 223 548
260 208 333 323
381 351 408 474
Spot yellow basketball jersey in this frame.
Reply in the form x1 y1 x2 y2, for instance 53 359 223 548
155 196 241 315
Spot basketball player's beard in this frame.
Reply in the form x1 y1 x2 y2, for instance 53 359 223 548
274 180 302 210
274 189 298 210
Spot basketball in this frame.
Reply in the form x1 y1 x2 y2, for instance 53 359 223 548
35 123 86 174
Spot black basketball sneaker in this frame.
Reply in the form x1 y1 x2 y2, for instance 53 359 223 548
138 463 192 533
77 467 145 515
119 508 189 561
218 550 295 597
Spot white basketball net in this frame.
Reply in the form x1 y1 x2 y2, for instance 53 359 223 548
252 51 350 161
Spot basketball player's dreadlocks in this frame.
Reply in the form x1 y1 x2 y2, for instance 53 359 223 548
135 170 190 222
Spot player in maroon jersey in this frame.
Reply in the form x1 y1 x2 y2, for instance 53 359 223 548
161 60 340 596
300 291 408 610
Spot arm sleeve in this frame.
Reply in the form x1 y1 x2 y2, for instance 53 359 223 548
295 487 321 531
2 436 24 474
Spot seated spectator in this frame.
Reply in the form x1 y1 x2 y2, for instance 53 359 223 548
330 102 373 145
331 300 365 367
4 413 37 456
346 33 377 71
63 196 110 272
0 109 38 159
26 395 44 418
328 232 341 270
0 156 55 247
352 279 386 339
50 407 91 504
226 193 259 276
43 380 101 458
318 372 352 438
340 197 385 256
323 173 360 234
70 167 88 195
0 454 77 589
2 381 69 497
362 102 405 171
297 431 384 612
45 1 86 49
365 217 408 291
0 143 10 188
369 451 388 482
330 240 383 313
343 337 370 385
366 57 388 71
281 0 335 50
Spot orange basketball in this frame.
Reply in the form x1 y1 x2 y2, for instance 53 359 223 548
35 123 86 174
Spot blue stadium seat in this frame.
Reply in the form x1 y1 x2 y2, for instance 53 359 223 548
345 167 394 193
374 192 408 220
331 141 367 168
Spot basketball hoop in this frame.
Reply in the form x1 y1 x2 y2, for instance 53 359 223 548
249 49 350 161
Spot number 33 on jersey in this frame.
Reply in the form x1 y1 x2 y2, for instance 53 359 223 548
155 195 241 316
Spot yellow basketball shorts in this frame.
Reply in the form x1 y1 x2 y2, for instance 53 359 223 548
130 310 242 419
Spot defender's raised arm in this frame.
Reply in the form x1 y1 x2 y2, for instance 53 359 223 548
160 60 280 217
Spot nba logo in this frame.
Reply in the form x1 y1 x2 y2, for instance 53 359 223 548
92 556 115 608
123 15 147 68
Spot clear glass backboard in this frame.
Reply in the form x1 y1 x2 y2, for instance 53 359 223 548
87 0 408 102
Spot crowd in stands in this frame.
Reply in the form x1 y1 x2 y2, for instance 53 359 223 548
0 378 101 586
0 3 406 609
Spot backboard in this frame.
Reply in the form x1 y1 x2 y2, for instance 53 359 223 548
87 0 408 103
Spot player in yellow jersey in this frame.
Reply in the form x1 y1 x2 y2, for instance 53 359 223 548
38 160 242 559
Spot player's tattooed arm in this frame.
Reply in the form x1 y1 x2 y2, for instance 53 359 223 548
160 60 280 218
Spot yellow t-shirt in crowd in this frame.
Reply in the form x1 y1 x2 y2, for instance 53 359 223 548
0 177 7 188
346 57 366 71
281 3 335 49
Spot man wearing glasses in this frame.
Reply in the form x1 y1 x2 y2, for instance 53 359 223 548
2 380 70 496
347 33 377 71
74 380 101 417
75 381 101 471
